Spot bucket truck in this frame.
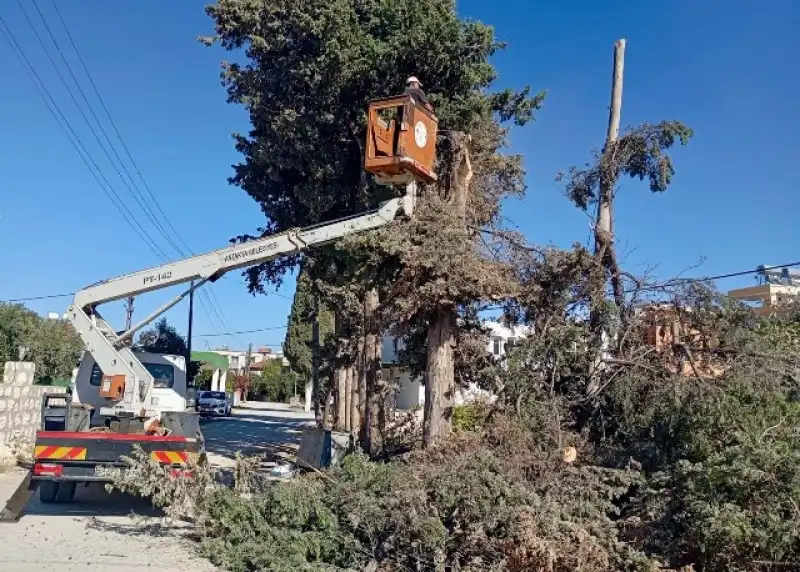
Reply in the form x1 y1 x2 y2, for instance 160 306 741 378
0 93 439 520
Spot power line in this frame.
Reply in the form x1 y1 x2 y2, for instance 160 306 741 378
48 0 196 257
673 261 800 284
24 0 185 257
15 1 175 250
40 2 235 335
195 326 288 338
0 292 74 303
41 2 233 333
17 3 233 338
0 17 170 261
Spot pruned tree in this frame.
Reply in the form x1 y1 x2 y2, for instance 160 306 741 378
557 41 693 395
202 0 542 449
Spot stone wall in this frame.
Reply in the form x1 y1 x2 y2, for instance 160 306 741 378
0 362 66 445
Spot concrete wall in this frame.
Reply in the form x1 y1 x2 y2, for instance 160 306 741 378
0 362 66 445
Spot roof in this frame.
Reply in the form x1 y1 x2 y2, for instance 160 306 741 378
190 351 229 370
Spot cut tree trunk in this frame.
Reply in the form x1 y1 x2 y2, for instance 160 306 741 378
423 308 457 447
357 329 368 449
587 38 626 397
333 312 348 432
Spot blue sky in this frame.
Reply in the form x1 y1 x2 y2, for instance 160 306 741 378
1 0 797 351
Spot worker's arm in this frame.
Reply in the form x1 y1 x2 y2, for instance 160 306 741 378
404 87 432 109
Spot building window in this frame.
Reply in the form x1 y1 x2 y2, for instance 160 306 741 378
492 337 501 355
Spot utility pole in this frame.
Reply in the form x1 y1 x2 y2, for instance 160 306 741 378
245 342 252 400
186 282 194 384
124 297 135 347
311 292 321 426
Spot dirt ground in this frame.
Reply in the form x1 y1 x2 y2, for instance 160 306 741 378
0 403 314 571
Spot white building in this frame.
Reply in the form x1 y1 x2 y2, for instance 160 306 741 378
381 320 532 411
211 346 288 374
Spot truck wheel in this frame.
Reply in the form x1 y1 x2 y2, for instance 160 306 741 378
39 480 59 504
56 481 77 503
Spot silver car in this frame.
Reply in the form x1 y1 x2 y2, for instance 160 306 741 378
195 390 232 417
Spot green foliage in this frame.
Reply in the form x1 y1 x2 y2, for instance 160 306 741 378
560 120 694 211
202 0 542 298
621 367 800 570
0 303 82 383
283 266 335 385
194 368 214 390
251 358 298 402
136 317 188 356
135 317 200 380
452 401 491 433
117 419 653 571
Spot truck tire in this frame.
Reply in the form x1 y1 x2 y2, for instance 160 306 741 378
39 480 59 504
56 481 77 503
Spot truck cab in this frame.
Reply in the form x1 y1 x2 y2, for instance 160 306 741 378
71 350 190 425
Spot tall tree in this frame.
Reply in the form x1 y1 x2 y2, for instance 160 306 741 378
202 0 541 448
558 41 692 395
283 265 336 392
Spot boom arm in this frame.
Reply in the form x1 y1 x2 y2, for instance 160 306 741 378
67 184 415 418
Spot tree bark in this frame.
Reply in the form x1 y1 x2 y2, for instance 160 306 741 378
420 132 472 448
335 366 347 431
361 288 381 456
588 38 626 396
357 329 368 449
423 308 457 447
333 312 348 432
348 363 359 437
311 293 322 426
344 364 352 432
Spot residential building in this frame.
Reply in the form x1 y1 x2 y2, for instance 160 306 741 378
728 265 800 316
381 320 532 411
639 304 724 378
211 346 287 374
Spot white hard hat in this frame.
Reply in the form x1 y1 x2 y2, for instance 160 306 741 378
406 76 421 86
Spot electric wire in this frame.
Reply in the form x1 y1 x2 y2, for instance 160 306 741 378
6 261 800 305
19 3 233 338
0 18 170 261
41 1 235 336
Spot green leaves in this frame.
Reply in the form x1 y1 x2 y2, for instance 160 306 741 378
560 120 694 211
135 317 188 357
0 303 82 383
203 0 543 293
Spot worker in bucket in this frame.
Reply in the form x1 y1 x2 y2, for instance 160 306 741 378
404 76 433 111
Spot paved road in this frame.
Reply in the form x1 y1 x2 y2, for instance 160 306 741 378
0 403 314 571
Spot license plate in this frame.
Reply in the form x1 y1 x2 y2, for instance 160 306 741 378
93 465 120 479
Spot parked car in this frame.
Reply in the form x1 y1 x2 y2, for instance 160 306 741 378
195 390 232 417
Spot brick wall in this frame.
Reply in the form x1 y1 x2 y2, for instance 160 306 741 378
0 362 66 445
